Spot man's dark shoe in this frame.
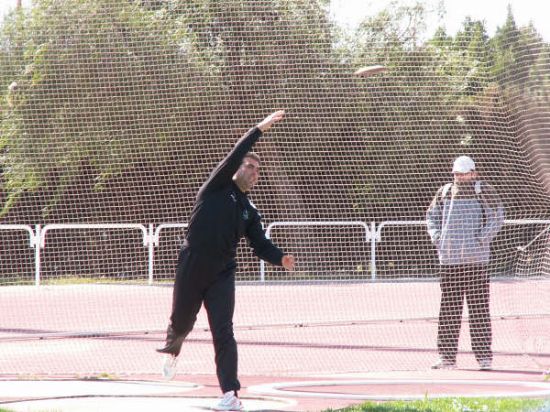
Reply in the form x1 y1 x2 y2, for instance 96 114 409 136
156 326 185 357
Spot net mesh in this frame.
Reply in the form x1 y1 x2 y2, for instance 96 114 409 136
0 0 549 377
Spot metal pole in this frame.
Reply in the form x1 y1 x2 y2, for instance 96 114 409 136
148 224 154 285
370 221 377 280
34 224 41 286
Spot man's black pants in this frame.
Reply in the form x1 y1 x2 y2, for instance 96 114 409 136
437 264 492 363
169 248 240 393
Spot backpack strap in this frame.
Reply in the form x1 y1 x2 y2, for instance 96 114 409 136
474 180 482 195
441 183 453 200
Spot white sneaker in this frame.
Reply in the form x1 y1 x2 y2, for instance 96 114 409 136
214 390 243 411
161 355 178 380
479 359 492 370
431 358 457 370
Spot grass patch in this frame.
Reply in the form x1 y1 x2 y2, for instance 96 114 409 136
41 276 144 285
0 275 175 286
326 397 550 411
0 277 34 286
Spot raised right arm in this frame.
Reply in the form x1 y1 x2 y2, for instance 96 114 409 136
199 110 285 194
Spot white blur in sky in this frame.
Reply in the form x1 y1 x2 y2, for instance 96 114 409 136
0 0 31 19
0 0 549 41
330 0 550 41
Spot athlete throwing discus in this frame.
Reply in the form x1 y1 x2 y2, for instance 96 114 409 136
157 110 296 411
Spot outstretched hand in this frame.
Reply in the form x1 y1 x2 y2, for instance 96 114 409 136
257 110 285 132
282 254 295 271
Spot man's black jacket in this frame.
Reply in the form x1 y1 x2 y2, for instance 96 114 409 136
183 127 284 271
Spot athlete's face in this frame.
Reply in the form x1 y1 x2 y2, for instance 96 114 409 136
234 157 260 192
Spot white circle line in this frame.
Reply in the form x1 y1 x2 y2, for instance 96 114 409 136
0 379 201 398
0 395 298 412
247 379 550 401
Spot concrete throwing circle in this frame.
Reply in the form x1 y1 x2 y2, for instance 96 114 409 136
0 379 199 398
1 396 296 412
248 379 550 401
0 380 296 412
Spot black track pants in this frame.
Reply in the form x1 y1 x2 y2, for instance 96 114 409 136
437 265 492 363
169 248 240 393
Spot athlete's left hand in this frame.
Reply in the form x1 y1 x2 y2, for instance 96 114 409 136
282 254 296 271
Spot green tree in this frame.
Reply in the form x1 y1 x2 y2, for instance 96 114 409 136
491 4 521 84
0 0 217 217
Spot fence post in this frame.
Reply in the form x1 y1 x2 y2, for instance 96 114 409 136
370 221 377 280
34 224 41 286
148 223 154 285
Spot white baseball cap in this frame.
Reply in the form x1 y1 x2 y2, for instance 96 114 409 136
452 156 475 173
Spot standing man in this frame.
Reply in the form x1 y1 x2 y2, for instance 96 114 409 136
157 110 295 411
426 155 504 370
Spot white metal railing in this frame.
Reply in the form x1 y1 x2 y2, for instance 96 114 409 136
0 224 37 285
0 224 35 246
0 219 548 285
262 219 550 280
370 219 550 279
149 223 188 284
262 220 372 282
38 224 149 286
372 220 427 280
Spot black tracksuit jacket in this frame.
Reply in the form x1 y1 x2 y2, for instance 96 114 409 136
182 126 284 272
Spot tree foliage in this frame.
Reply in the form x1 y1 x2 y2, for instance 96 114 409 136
1 0 218 217
0 0 548 225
